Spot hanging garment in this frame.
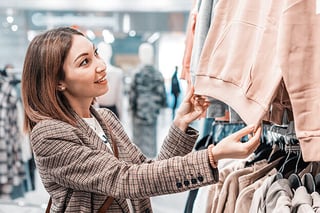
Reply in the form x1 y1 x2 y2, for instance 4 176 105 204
265 178 293 212
129 65 167 125
0 79 26 198
194 0 286 125
215 160 267 213
190 0 219 81
129 65 167 158
193 0 320 161
277 0 320 161
234 168 277 213
181 0 199 83
311 191 320 212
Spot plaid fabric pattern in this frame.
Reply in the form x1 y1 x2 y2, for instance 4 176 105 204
0 79 25 197
31 107 218 212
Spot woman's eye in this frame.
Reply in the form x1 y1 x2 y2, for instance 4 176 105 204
94 48 99 56
80 59 89 66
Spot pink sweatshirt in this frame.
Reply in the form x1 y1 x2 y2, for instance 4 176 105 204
181 0 198 84
194 0 320 161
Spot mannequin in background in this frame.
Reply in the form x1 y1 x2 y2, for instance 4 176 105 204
0 64 14 77
129 42 167 158
171 65 181 120
96 42 123 119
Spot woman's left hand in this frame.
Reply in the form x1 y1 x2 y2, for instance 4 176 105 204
173 86 209 132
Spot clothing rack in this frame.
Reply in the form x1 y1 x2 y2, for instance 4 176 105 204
263 121 297 144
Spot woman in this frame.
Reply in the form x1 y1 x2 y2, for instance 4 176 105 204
21 27 261 213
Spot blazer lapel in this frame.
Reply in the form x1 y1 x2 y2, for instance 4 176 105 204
90 107 118 155
74 109 112 153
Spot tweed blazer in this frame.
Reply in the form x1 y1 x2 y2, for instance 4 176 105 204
30 107 219 213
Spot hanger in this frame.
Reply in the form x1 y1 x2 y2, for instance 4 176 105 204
244 124 273 167
287 149 302 190
275 143 293 180
267 136 287 163
245 142 272 167
315 173 320 194
276 139 298 179
302 173 315 194
280 141 309 178
288 173 302 190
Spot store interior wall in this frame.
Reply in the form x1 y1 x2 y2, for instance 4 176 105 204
0 0 192 82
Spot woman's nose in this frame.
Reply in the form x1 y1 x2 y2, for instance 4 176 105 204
96 60 106 73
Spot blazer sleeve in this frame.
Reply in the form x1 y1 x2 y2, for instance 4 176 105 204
157 124 199 160
31 119 218 199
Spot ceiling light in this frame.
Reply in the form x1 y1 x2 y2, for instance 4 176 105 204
7 16 14 24
123 13 130 33
11 25 18 32
147 32 160 43
86 30 96 40
102 29 115 43
128 30 136 37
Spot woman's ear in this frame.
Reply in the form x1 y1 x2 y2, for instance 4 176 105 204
57 82 66 91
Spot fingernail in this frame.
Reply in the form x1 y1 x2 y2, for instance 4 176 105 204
247 124 255 130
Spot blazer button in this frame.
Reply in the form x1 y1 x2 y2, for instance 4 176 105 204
176 182 183 188
197 174 204 182
191 178 197 184
184 180 190 186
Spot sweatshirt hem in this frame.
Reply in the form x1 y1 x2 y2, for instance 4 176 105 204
194 76 268 125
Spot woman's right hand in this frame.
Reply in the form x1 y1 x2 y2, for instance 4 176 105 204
211 125 262 161
173 86 209 132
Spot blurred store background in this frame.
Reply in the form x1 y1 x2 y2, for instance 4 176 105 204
0 0 191 81
0 0 195 212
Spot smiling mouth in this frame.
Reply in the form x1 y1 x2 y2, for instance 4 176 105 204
95 77 106 83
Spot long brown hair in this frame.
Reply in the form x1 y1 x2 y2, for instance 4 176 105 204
21 27 84 132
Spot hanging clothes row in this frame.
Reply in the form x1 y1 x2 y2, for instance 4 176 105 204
189 122 320 212
0 70 35 199
184 119 247 213
180 0 320 211
182 0 320 161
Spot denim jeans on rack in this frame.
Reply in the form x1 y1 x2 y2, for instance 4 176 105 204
210 121 247 145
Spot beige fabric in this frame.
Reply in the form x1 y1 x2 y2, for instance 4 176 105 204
249 174 277 213
235 168 277 213
215 160 267 213
238 157 283 192
291 186 313 213
215 165 257 213
311 191 320 213
265 178 293 212
209 159 247 213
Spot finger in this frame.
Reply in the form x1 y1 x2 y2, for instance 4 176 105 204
254 126 262 136
243 126 262 151
183 86 195 102
184 110 203 123
233 124 255 140
194 95 208 104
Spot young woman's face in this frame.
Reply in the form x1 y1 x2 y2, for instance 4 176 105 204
61 35 108 107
